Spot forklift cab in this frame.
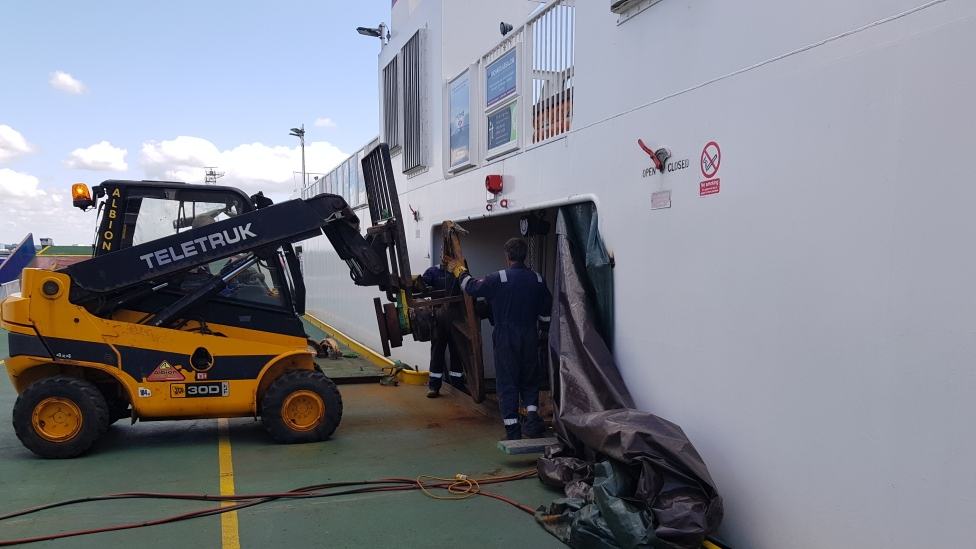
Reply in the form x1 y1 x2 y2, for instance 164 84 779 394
79 181 306 337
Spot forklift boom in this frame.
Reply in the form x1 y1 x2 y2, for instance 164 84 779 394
64 192 387 304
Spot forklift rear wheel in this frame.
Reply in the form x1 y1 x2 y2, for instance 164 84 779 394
12 375 110 459
261 370 343 443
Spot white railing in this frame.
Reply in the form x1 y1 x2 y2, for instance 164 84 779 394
528 1 575 144
476 0 576 164
0 279 21 300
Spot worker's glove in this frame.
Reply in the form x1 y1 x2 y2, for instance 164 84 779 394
411 275 427 293
445 258 467 278
538 331 549 346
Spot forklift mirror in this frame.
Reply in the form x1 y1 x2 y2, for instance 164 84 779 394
72 183 94 210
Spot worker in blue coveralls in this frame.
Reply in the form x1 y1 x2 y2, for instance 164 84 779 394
445 238 552 440
420 261 465 398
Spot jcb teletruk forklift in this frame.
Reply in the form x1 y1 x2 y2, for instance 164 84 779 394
0 145 406 458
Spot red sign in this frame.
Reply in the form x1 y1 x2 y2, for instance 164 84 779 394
701 142 721 179
700 179 720 196
147 360 185 382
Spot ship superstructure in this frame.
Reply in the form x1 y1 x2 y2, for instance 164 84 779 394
300 1 976 547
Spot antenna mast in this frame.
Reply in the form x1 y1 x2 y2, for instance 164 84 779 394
204 167 225 185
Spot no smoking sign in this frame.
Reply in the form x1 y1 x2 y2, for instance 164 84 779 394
700 141 721 196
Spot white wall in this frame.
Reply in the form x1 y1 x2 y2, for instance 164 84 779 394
307 1 976 547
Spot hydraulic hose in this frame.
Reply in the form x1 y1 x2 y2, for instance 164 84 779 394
0 471 539 547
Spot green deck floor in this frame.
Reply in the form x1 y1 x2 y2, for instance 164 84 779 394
0 331 569 548
302 318 388 384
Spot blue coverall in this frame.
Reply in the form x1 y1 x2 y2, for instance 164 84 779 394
421 265 465 391
458 262 552 439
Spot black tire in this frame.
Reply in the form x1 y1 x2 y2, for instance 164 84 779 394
12 375 110 459
261 370 342 444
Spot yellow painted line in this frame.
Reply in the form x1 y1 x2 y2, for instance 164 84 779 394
217 418 241 549
304 314 395 368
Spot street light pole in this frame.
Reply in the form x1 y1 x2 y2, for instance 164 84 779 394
289 125 306 191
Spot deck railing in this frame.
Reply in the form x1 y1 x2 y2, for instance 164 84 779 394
479 0 575 161
301 138 379 209
528 1 575 144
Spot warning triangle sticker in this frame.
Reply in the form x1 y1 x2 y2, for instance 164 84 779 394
147 360 185 381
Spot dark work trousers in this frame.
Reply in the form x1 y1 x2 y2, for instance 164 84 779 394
458 263 552 439
428 328 464 391
492 323 541 427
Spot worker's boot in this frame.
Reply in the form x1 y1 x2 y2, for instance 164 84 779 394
427 377 441 398
504 423 522 441
524 411 546 438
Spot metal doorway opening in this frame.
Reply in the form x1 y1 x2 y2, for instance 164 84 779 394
430 206 560 408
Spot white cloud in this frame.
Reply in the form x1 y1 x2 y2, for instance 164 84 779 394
140 136 347 199
0 125 36 163
63 141 128 171
314 118 337 128
49 71 86 94
0 168 43 197
0 169 92 246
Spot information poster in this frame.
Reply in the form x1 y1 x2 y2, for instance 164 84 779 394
486 49 517 108
449 72 471 167
488 103 517 151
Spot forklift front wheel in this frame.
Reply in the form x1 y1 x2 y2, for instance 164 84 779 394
261 370 343 443
12 375 110 459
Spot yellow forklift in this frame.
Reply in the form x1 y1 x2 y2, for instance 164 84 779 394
1 146 404 458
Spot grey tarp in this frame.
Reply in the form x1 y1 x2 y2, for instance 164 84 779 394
535 205 724 549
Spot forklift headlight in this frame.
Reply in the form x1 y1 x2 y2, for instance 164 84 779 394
72 183 94 210
41 278 63 299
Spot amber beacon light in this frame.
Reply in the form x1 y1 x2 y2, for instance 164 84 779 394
72 183 94 210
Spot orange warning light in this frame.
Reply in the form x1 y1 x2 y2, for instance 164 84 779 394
72 183 93 210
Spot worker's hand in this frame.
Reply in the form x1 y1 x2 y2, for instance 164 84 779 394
538 331 549 345
411 275 426 293
445 258 467 277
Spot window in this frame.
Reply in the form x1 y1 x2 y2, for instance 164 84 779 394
181 255 287 309
402 29 427 174
383 58 401 153
348 158 360 207
340 161 350 204
130 193 244 247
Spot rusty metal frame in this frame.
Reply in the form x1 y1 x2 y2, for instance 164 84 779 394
362 145 489 402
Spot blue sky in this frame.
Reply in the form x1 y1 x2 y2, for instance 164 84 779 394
0 0 391 246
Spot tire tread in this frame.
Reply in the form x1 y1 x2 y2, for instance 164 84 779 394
261 370 343 444
12 375 110 459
